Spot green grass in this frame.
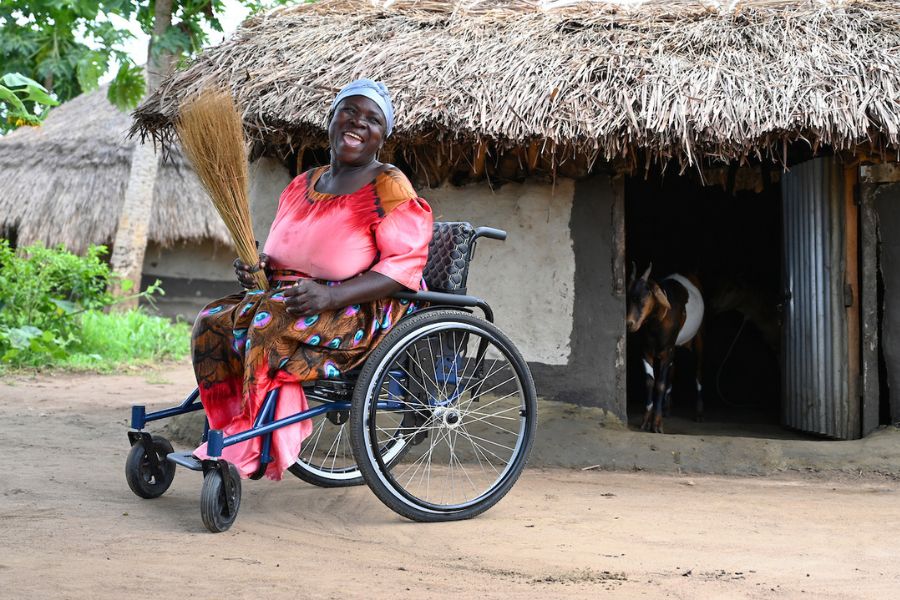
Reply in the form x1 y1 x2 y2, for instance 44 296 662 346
59 309 192 372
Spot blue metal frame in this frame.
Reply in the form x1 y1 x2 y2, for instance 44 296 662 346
129 302 495 471
131 386 408 462
131 388 203 430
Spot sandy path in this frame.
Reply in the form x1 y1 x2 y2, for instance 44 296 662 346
1 365 898 599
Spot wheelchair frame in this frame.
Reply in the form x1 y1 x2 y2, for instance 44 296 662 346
125 224 537 531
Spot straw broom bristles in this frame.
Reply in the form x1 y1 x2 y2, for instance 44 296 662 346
175 89 268 290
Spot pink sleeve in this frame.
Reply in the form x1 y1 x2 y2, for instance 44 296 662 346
371 198 433 290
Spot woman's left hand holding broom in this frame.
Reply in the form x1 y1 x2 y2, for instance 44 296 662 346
233 253 269 289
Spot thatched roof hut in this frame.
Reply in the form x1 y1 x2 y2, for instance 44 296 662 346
133 0 900 180
0 86 230 254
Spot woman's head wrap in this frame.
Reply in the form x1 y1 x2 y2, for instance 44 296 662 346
330 79 394 137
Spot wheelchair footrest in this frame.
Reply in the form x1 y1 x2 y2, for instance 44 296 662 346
167 451 203 471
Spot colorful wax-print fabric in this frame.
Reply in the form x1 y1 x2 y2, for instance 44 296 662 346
192 282 422 480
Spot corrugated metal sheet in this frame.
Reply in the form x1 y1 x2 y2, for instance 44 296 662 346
781 158 851 439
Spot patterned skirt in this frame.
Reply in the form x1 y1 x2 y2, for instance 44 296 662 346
191 280 419 480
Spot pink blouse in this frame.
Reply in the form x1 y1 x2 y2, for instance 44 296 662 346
263 167 433 290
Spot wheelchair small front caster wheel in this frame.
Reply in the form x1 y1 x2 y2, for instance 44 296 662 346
125 435 176 499
200 461 241 533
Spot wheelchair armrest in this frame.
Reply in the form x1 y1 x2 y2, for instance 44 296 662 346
393 290 494 323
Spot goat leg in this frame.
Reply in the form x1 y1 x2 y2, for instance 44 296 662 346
641 359 655 431
652 361 671 434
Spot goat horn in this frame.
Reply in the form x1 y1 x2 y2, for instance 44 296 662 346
641 262 652 281
629 261 637 283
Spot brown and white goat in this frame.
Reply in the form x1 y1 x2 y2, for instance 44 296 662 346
626 263 705 433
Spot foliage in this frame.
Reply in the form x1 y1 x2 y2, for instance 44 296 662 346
0 0 300 126
0 72 58 132
0 239 187 368
58 309 191 371
0 0 144 113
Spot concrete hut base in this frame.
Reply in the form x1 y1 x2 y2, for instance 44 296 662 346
164 399 900 478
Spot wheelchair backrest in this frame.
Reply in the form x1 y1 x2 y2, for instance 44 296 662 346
423 222 477 295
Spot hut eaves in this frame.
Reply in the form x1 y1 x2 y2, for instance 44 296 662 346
0 87 231 254
132 0 900 173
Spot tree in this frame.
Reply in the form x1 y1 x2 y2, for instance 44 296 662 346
0 0 145 112
2 0 293 306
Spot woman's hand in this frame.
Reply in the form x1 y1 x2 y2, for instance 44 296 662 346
234 253 269 289
283 279 336 317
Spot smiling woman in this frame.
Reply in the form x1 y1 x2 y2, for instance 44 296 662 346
190 79 433 481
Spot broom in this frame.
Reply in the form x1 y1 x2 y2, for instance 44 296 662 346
175 89 268 290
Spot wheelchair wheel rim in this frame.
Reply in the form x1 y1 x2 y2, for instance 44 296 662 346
362 320 530 513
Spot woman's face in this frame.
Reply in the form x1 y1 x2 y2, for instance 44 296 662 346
328 95 386 167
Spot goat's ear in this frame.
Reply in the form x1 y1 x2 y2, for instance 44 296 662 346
652 283 671 314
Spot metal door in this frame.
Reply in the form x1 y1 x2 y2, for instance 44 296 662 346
781 157 859 439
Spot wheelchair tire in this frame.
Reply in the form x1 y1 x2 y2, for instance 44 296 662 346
288 406 411 488
350 310 537 522
125 435 176 499
200 462 241 533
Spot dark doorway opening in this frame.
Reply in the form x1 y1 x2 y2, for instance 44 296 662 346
625 168 787 437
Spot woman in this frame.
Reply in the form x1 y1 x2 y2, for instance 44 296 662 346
191 79 433 480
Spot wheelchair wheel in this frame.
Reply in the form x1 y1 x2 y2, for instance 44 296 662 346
288 403 411 487
125 435 176 499
350 310 537 522
200 461 242 533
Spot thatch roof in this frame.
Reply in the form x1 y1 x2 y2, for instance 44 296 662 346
0 86 231 254
132 0 900 177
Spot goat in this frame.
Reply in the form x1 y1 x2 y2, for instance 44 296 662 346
626 263 705 433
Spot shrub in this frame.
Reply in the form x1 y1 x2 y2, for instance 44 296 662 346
0 239 190 369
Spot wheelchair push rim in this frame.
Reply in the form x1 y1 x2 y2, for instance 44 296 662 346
351 310 536 521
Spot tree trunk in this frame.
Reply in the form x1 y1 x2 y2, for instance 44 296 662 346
108 0 175 309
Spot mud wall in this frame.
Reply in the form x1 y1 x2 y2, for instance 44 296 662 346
424 180 576 366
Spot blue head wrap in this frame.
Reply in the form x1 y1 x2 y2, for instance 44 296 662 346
330 79 394 137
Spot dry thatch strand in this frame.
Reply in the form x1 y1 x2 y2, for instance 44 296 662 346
176 90 267 289
132 0 900 173
0 86 229 254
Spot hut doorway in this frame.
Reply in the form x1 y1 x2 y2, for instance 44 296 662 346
624 166 785 437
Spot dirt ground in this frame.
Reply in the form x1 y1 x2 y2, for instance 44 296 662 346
2 363 899 599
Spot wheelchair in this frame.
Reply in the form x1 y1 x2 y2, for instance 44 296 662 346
125 222 538 532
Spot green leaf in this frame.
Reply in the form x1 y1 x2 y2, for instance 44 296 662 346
107 63 144 111
1 72 37 88
0 85 29 114
119 278 134 292
50 298 78 314
71 0 100 20
75 50 108 93
153 26 193 57
8 326 42 350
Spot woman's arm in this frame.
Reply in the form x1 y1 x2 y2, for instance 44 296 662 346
282 272 403 317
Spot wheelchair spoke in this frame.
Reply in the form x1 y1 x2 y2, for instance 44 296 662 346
458 358 511 406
